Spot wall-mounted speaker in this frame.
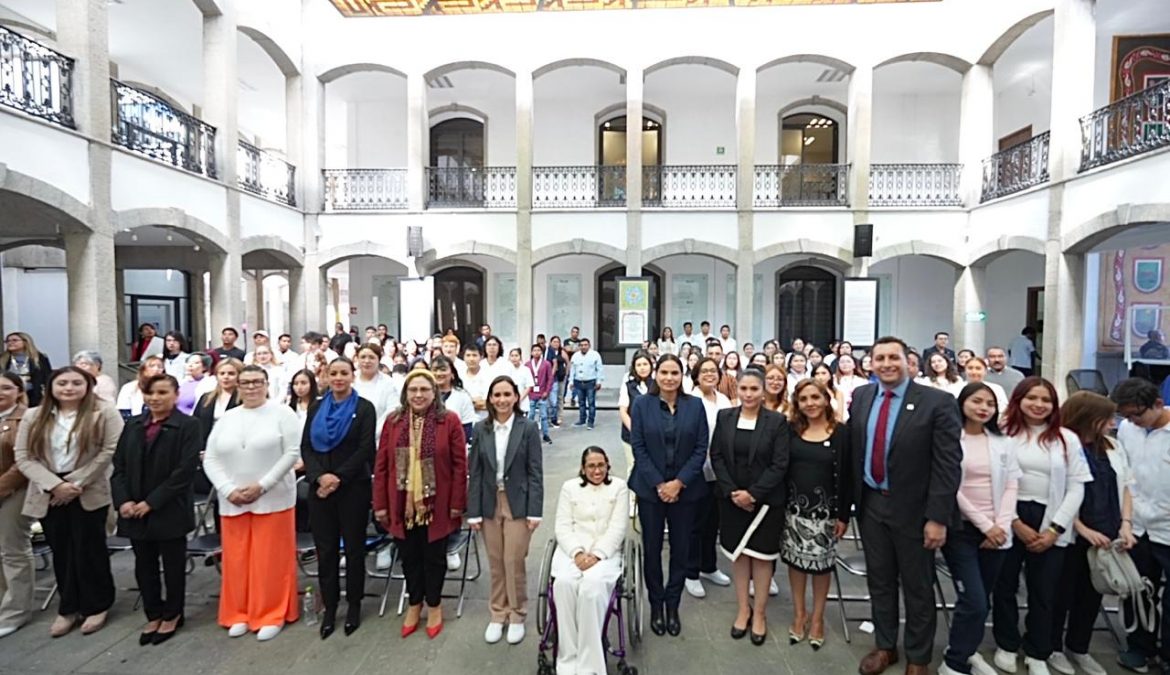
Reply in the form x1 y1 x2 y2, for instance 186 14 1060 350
853 223 873 258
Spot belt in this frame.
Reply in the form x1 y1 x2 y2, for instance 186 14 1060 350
864 485 891 497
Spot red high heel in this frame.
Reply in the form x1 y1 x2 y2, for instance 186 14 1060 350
426 621 443 639
401 622 419 638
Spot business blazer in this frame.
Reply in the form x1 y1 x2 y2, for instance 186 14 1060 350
709 407 790 507
110 411 203 540
0 404 28 499
467 414 544 521
192 389 241 441
14 401 125 518
300 396 377 488
629 393 710 504
0 353 52 407
840 380 962 528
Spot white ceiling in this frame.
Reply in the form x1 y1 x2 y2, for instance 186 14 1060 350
114 225 201 248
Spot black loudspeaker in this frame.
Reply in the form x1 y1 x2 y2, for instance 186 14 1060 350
853 223 874 258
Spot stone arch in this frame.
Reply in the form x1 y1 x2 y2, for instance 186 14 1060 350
875 52 971 74
429 103 489 126
0 19 53 42
191 0 223 17
0 238 62 253
868 242 965 270
237 25 299 78
978 10 1054 66
532 239 625 266
1063 203 1170 254
757 54 855 75
241 235 304 268
415 242 516 276
315 241 411 271
643 239 739 267
968 235 1047 267
778 96 848 119
533 58 625 80
318 63 407 85
594 101 667 126
753 239 852 269
645 56 739 77
425 61 515 80
0 164 93 235
113 208 229 254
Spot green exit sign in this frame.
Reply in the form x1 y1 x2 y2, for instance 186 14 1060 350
964 311 987 322
716 146 725 155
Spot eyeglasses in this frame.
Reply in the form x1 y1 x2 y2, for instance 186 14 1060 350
1122 407 1150 422
238 379 267 388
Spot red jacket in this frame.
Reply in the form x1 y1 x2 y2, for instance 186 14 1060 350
374 409 468 542
525 358 554 401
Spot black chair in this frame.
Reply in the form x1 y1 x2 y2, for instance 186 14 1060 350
1066 369 1109 396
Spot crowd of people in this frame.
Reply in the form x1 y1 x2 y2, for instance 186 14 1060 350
0 319 1163 675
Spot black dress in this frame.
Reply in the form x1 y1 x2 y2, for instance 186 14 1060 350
781 426 848 574
717 421 783 560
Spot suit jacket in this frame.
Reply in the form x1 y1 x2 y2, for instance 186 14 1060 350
1 353 51 407
467 415 544 520
192 390 241 441
921 346 957 366
15 401 125 518
629 393 710 504
300 396 377 488
0 405 28 499
709 407 790 507
110 411 203 540
840 380 962 528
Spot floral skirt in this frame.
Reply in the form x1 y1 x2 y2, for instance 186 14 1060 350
780 511 836 575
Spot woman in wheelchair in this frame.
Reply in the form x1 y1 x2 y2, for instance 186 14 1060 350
552 446 630 675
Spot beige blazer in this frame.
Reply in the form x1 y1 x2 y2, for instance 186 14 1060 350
14 402 123 518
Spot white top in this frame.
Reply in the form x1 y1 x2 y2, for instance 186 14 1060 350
163 352 189 380
656 340 677 356
554 476 630 561
138 336 164 359
353 371 399 424
506 364 535 413
618 379 649 408
786 371 807 395
1007 426 1092 547
698 389 734 481
194 375 217 399
116 381 145 415
462 367 492 421
720 337 737 355
444 388 479 427
955 380 1009 414
257 364 285 403
481 357 509 381
493 413 515 486
1008 336 1035 368
736 415 757 431
1118 418 1170 545
452 357 467 380
50 410 80 473
203 401 301 516
926 377 965 396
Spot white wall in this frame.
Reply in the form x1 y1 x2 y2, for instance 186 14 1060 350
1 267 70 368
532 254 609 341
993 15 1053 142
869 256 957 351
534 66 624 166
871 92 961 163
646 65 738 164
984 250 1045 351
349 101 408 167
651 254 737 338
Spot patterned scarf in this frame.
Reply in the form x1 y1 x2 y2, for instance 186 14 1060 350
396 408 438 529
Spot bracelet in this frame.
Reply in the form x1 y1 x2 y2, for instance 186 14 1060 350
1122 518 1133 524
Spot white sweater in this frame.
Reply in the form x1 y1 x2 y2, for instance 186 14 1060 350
203 401 301 516
555 476 629 561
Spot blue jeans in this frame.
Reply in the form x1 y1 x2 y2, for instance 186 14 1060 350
547 380 560 424
942 523 1007 673
528 397 550 437
574 380 597 425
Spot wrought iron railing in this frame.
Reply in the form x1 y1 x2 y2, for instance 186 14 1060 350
1080 79 1170 172
642 164 736 208
427 166 516 208
0 25 74 128
111 79 216 178
869 163 963 207
753 164 849 207
238 140 295 207
532 165 626 208
323 168 408 211
980 131 1049 202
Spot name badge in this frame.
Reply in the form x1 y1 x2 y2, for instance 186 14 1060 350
906 404 916 411
532 386 541 393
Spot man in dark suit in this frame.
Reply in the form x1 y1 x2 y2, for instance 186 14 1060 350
921 331 957 366
838 336 962 675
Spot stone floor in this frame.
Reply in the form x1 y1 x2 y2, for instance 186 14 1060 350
3 412 1133 674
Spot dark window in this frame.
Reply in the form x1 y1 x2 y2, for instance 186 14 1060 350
780 113 839 164
776 265 836 350
433 266 484 349
429 118 484 169
598 115 662 205
596 265 663 365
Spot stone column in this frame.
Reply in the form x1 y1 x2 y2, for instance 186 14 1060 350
846 63 874 219
952 265 988 355
190 270 208 351
285 73 305 205
735 65 756 344
245 271 265 332
958 64 993 207
288 265 306 338
55 0 119 362
406 72 429 212
625 67 644 277
1047 0 1096 182
302 223 325 332
1042 232 1085 388
202 7 243 333
515 70 534 344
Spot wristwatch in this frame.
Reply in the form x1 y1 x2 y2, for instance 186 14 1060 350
1049 523 1066 536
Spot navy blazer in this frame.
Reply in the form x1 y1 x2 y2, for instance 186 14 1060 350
629 393 710 504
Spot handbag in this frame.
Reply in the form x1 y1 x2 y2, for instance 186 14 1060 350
1087 541 1156 633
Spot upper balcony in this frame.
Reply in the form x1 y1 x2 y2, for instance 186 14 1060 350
1080 79 1169 173
0 24 74 129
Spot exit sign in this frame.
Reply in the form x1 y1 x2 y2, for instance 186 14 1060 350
716 146 725 155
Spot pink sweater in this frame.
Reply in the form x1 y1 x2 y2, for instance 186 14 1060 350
957 432 1018 534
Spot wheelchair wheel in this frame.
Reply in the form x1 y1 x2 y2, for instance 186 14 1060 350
624 538 644 647
535 539 557 636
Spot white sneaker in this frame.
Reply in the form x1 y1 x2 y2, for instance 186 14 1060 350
376 547 393 570
447 552 461 571
769 578 779 596
256 624 282 641
994 648 1019 674
1024 656 1051 675
228 622 249 638
1046 653 1075 675
969 653 998 675
1068 652 1107 675
748 580 755 597
700 570 732 586
938 663 964 675
0 626 18 639
484 622 504 644
506 623 525 645
684 578 706 598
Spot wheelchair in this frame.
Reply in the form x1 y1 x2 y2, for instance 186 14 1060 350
535 537 643 675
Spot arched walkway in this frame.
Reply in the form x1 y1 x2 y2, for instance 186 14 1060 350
416 242 517 276
242 236 304 268
113 208 230 254
1063 203 1170 253
532 239 625 266
0 164 93 236
868 242 965 270
753 239 852 269
968 235 1047 267
643 240 738 267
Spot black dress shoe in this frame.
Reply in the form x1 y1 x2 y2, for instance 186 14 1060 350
152 616 183 645
750 620 766 646
320 608 337 640
649 605 666 636
344 604 361 636
139 630 157 646
665 607 681 637
731 610 751 640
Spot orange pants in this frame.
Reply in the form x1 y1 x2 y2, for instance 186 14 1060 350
219 509 300 630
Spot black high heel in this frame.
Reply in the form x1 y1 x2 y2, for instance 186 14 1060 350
731 609 752 640
152 616 183 645
320 608 337 640
344 604 361 636
751 616 767 646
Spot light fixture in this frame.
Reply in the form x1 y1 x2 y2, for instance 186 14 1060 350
165 234 173 241
804 136 815 146
130 234 138 241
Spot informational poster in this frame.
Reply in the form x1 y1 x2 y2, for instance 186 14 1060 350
618 277 651 346
548 274 582 339
671 274 708 333
842 277 879 348
399 276 434 345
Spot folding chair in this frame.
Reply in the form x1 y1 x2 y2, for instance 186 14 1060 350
33 540 56 611
384 526 482 618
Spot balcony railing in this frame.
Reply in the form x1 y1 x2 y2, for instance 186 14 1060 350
238 140 295 207
532 165 627 208
0 25 74 128
1081 79 1170 172
642 164 736 208
980 131 1049 202
754 164 849 207
323 169 408 211
112 79 216 178
427 167 516 209
869 163 962 207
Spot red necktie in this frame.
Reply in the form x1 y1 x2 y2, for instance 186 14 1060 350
871 389 894 485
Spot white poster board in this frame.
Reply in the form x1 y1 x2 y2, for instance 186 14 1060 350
842 277 879 348
399 276 434 343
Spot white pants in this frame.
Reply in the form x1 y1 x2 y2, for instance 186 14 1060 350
552 549 622 675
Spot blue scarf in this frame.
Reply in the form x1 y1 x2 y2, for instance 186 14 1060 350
310 390 359 453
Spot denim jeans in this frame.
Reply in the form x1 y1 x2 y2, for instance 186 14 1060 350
941 522 1007 673
528 397 550 437
547 380 560 424
574 380 597 425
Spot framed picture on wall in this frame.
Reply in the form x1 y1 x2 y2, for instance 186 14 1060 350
1110 34 1170 101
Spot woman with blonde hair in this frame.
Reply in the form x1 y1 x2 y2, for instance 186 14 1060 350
116 356 165 417
15 366 124 636
763 364 789 415
1 332 51 407
193 358 243 441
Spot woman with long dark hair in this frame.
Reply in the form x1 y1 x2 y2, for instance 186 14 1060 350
130 323 164 362
619 351 654 479
288 368 320 423
685 356 734 599
161 331 189 381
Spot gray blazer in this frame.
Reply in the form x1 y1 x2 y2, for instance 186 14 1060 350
467 414 544 521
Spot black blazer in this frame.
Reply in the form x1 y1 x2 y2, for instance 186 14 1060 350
629 393 710 504
840 380 962 528
467 415 544 520
110 411 203 540
709 407 790 507
300 396 377 488
1 353 51 407
192 390 241 441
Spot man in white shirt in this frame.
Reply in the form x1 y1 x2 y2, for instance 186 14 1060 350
243 329 270 365
680 321 695 345
276 333 295 372
718 324 737 355
1112 377 1170 673
1007 327 1038 377
698 321 714 345
567 338 604 429
462 345 491 421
